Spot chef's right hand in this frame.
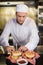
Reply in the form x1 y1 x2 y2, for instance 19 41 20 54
4 46 15 54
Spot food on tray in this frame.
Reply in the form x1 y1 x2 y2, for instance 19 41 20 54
24 51 35 59
18 60 26 64
17 58 28 65
10 51 22 60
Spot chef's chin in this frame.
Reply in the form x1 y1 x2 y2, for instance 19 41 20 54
17 21 24 25
19 22 23 25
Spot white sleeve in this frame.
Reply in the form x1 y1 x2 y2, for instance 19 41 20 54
0 21 11 47
25 20 39 50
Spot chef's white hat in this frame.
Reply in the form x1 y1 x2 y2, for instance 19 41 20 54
16 4 28 13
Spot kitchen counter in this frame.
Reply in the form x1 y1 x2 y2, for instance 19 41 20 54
36 54 43 65
0 53 43 65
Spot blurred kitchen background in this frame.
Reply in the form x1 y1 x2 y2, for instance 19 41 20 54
0 0 43 65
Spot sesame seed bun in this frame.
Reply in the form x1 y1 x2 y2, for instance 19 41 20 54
11 51 22 60
25 51 35 59
12 51 22 56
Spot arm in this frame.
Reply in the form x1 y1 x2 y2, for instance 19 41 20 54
0 21 11 47
25 20 39 50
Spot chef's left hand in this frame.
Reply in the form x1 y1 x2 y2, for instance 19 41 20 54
18 46 28 52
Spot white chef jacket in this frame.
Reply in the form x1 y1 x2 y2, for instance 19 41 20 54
0 17 39 50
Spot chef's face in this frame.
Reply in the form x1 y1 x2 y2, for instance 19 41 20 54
16 12 27 25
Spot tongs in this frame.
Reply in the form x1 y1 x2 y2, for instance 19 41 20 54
16 43 18 51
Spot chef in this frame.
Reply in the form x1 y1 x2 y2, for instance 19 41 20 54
0 4 39 53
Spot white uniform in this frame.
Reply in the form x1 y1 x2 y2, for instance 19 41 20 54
0 17 39 50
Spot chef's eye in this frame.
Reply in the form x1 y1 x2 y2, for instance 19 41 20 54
19 16 21 17
23 16 25 18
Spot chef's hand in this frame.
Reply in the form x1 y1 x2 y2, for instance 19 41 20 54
4 46 15 54
18 46 28 52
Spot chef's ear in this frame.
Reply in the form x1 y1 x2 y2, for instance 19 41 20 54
16 12 17 14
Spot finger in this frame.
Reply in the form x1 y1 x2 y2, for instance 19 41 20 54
18 48 22 51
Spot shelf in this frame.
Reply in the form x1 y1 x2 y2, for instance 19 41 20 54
36 45 43 54
0 46 5 54
38 5 43 27
38 6 43 8
38 6 43 18
38 15 43 18
38 23 43 26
